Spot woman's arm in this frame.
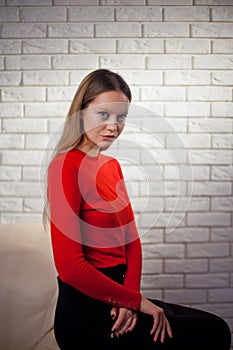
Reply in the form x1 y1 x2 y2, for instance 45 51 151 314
47 156 142 310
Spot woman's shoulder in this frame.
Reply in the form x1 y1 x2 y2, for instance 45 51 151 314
49 149 84 170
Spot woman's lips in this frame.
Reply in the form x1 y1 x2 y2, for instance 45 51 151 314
102 135 116 141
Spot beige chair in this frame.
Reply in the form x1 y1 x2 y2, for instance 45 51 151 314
0 223 59 350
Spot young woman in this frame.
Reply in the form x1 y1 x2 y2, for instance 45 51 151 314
43 69 231 349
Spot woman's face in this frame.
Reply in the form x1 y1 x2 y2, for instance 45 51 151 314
80 90 129 154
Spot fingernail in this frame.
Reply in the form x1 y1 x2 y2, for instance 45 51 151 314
112 328 117 333
111 314 114 319
117 333 122 338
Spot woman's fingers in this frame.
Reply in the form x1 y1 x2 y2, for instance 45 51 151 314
150 309 172 343
165 316 173 339
111 309 138 337
110 307 117 320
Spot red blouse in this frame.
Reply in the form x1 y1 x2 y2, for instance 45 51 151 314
47 149 142 311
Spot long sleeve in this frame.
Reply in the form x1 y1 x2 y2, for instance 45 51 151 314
47 155 142 311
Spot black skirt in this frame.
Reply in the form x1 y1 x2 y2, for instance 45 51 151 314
54 264 231 350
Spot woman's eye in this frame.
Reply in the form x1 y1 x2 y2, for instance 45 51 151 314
98 111 109 120
117 115 127 123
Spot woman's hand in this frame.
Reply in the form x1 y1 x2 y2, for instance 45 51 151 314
140 297 173 343
110 307 137 337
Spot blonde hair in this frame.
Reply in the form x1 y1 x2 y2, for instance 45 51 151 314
42 69 132 231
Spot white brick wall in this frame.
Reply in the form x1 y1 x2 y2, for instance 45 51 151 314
0 0 232 346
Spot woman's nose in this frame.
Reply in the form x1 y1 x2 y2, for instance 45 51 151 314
106 116 118 130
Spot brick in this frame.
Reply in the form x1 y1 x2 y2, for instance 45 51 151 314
165 102 210 117
165 196 210 212
1 23 46 38
140 148 186 164
166 38 210 54
165 259 208 273
68 6 114 21
164 6 209 21
144 23 189 37
165 70 210 85
149 0 193 4
100 55 144 69
0 57 3 70
140 228 164 244
47 87 76 102
195 55 233 69
187 243 229 259
20 7 65 22
0 134 24 149
48 23 93 38
142 259 162 274
142 116 187 133
25 134 50 149
23 71 69 86
118 70 162 85
212 166 233 180
185 273 228 288
211 228 233 242
25 102 69 117
212 103 233 117
188 87 232 101
164 290 207 304
209 288 233 303
96 23 141 37
210 259 233 273
2 150 44 165
0 103 23 117
141 87 186 101
22 39 68 54
212 197 233 211
164 164 210 180
1 87 46 102
70 39 115 53
24 198 44 212
191 23 233 38
54 0 97 4
0 166 21 181
101 0 144 4
116 7 162 21
0 182 40 196
3 118 47 133
0 72 21 86
7 0 52 4
147 55 191 69
212 39 233 53
132 197 164 213
47 118 65 133
0 8 19 22
212 71 233 86
189 118 232 133
212 135 233 149
5 55 50 70
52 55 97 69
190 182 231 196
118 39 163 53
212 7 233 21
0 198 22 212
0 39 20 54
1 213 42 223
165 227 209 243
195 0 233 4
140 212 186 229
142 274 183 289
166 133 211 148
187 213 231 227
22 166 41 181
